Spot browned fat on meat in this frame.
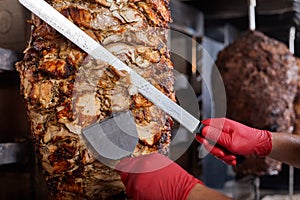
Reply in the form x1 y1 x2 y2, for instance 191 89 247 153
16 0 175 199
215 31 299 176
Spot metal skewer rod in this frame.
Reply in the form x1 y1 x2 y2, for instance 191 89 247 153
191 36 197 76
253 176 260 200
289 27 296 54
248 0 256 30
289 162 295 200
248 2 260 199
289 26 296 200
248 2 259 199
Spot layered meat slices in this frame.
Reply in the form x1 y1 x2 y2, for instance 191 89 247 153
16 0 175 199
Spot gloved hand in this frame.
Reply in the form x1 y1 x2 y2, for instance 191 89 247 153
116 153 203 200
196 118 272 166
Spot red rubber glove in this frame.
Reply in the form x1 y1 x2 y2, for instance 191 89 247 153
196 118 272 166
116 153 203 200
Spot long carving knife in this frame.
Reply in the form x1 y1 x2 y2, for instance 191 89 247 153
19 0 215 161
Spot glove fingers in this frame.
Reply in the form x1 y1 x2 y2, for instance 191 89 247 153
197 135 237 166
196 135 225 157
116 153 174 174
212 149 237 166
202 118 250 135
115 157 136 172
210 145 236 163
207 140 237 166
201 126 222 144
219 154 236 163
223 159 237 166
119 171 130 185
202 125 236 150
201 118 226 129
221 154 236 162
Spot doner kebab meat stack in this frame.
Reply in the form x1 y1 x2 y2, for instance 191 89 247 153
16 0 175 199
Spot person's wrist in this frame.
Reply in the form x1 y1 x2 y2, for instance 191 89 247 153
254 129 272 156
186 183 204 200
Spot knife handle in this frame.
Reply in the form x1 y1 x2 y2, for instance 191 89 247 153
196 123 245 165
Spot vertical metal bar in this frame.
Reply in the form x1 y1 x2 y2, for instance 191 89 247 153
289 166 294 200
248 2 258 198
248 0 256 31
253 176 260 200
192 36 197 76
248 1 259 197
289 27 296 54
289 26 296 200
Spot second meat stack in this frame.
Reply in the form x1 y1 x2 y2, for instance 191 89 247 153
215 30 299 176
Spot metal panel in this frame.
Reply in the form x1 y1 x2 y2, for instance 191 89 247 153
177 0 296 17
0 143 28 165
170 1 204 37
0 0 30 52
0 48 20 71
